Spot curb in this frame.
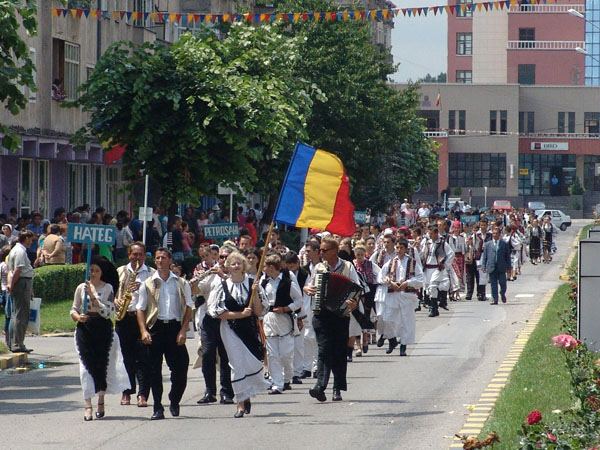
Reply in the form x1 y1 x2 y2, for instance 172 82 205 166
450 225 584 449
449 289 556 448
40 333 74 338
0 352 28 370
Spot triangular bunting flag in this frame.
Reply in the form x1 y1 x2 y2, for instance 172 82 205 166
77 9 83 18
157 13 164 21
302 13 308 21
126 11 132 21
70 9 77 18
119 11 126 19
51 8 57 17
483 3 489 10
95 9 101 19
175 13 182 22
477 3 483 11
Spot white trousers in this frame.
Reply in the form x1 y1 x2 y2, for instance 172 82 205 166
293 333 304 377
266 335 294 390
303 333 317 373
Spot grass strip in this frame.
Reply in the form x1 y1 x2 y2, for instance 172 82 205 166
478 284 575 448
0 299 76 334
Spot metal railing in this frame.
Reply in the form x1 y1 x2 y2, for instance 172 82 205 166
507 40 586 50
424 131 448 138
508 4 584 13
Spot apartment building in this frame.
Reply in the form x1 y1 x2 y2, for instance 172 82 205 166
395 82 600 214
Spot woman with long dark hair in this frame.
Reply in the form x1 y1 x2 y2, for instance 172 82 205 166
70 256 129 421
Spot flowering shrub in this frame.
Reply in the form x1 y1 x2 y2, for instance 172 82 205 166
518 281 600 449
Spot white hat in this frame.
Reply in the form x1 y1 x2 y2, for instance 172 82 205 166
212 205 220 211
383 228 394 236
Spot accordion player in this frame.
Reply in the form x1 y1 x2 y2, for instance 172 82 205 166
313 266 362 317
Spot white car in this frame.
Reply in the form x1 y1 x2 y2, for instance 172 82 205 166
535 209 572 231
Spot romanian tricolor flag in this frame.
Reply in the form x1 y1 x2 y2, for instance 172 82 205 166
273 142 355 236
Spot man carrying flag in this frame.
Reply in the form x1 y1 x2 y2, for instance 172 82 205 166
273 142 361 402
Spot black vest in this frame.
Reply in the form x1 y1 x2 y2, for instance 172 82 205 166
295 267 309 290
261 270 293 308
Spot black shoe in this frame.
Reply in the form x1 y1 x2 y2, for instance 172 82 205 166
490 301 498 305
300 370 311 379
95 402 105 419
501 294 507 303
234 409 244 418
415 305 421 312
440 305 449 311
268 388 282 395
428 309 439 317
220 395 234 404
197 393 217 404
309 387 327 402
376 336 385 347
292 376 303 385
362 345 368 354
283 382 292 391
169 404 180 417
399 344 407 357
386 338 398 354
465 296 472 301
151 409 165 420
244 399 251 414
313 372 318 379
332 389 342 402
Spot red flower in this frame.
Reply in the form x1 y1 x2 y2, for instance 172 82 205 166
526 410 542 425
551 334 579 351
547 432 556 442
586 396 600 411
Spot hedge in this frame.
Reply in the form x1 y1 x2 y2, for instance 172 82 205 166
33 264 87 304
32 256 202 304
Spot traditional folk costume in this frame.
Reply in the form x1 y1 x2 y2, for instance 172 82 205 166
259 270 304 393
507 230 525 277
301 261 319 378
475 229 492 301
371 248 396 337
542 222 556 263
71 283 130 399
421 235 455 317
209 275 269 403
447 233 467 299
354 258 380 330
292 266 310 381
115 262 154 402
527 225 542 262
377 249 424 353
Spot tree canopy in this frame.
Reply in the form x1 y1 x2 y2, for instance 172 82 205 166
68 24 317 213
0 0 37 151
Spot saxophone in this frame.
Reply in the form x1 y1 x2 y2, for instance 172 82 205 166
116 260 141 321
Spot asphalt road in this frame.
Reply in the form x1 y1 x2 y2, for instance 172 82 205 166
0 220 586 450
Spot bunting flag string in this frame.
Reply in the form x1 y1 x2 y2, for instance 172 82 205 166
48 0 562 24
425 128 594 138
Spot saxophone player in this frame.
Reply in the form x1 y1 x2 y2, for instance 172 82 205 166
115 242 155 407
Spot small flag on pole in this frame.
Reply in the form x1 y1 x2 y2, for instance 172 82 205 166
273 142 356 236
435 92 441 107
104 143 127 165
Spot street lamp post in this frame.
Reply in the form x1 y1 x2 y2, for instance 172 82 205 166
569 8 600 31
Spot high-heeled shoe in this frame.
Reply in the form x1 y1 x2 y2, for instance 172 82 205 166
234 409 244 418
95 402 105 419
84 406 93 422
244 399 251 414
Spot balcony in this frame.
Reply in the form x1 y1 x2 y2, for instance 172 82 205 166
508 4 584 13
507 40 585 50
424 131 448 138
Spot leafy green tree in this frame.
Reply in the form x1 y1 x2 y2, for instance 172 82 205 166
416 72 447 83
0 0 37 151
277 0 438 211
67 24 315 215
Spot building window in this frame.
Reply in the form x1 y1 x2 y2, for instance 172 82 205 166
94 165 104 209
449 153 507 188
36 160 49 218
558 112 576 134
518 28 535 48
519 111 534 134
519 154 576 195
518 64 535 85
490 110 507 135
456 33 472 55
456 0 473 18
585 112 600 135
54 40 80 100
19 159 33 216
456 70 472 83
449 110 466 135
107 167 128 214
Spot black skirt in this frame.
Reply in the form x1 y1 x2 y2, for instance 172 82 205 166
75 316 113 393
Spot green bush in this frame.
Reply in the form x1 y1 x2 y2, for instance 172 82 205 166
33 264 86 304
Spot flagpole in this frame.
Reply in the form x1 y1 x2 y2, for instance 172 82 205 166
248 221 276 309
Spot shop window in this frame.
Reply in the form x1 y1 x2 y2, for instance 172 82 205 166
449 153 506 187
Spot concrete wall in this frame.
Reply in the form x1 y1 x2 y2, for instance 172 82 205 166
472 9 508 83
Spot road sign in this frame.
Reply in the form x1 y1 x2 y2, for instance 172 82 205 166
202 223 239 240
67 223 116 245
139 207 153 222
354 211 367 224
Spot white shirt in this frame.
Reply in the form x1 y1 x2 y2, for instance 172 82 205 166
137 271 193 321
378 253 424 291
260 271 303 337
417 207 430 218
121 263 154 312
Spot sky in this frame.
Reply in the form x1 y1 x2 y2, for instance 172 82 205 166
390 0 448 82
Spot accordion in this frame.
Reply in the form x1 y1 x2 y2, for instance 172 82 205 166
313 272 362 317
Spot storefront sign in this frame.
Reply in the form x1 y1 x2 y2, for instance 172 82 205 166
519 168 529 175
202 223 239 239
530 142 569 151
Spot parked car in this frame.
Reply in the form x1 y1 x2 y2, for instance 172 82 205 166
492 200 512 211
527 201 546 211
535 209 572 231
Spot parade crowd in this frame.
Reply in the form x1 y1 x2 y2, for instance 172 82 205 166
0 199 560 421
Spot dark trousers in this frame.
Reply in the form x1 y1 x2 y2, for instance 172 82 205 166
115 313 149 398
488 270 507 302
200 315 233 398
312 310 350 391
465 262 478 298
147 321 189 412
10 278 32 350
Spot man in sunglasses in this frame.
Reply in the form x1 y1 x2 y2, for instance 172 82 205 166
192 244 237 405
303 237 361 403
